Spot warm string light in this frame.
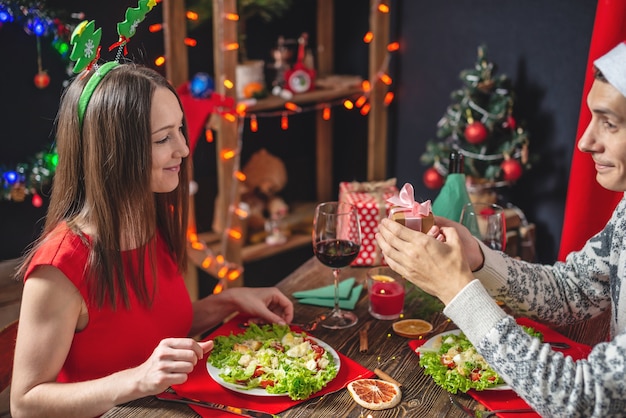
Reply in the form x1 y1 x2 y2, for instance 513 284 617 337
228 228 242 240
234 205 248 218
212 282 224 294
205 129 214 142
322 106 331 120
379 72 392 85
284 102 301 112
187 232 242 284
250 114 258 132
223 12 239 21
220 149 236 161
387 41 400 52
384 91 395 106
281 112 288 130
223 42 239 51
234 170 246 182
355 95 367 108
154 56 165 66
356 2 398 113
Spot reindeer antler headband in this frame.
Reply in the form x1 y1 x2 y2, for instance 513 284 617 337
69 0 157 126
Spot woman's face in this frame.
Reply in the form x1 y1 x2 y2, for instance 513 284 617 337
150 87 189 193
578 80 626 192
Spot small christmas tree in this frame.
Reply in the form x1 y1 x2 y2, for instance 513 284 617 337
420 45 532 190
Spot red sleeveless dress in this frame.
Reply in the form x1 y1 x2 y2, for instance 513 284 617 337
25 224 193 382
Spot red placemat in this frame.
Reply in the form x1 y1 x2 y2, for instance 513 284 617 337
170 316 374 418
408 318 593 418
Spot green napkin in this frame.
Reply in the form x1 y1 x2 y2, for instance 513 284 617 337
292 277 356 300
296 284 363 310
432 173 472 222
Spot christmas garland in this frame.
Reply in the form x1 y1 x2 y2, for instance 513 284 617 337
0 0 79 58
1 145 58 206
0 1 77 205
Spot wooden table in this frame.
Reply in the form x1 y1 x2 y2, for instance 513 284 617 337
103 257 484 417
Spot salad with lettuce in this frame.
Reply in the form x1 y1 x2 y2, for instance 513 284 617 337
207 323 339 400
419 326 542 394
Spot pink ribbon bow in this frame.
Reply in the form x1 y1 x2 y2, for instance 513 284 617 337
386 183 432 216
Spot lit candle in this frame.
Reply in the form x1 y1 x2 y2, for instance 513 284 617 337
368 275 405 319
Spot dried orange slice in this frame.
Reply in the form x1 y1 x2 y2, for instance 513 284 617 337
347 379 401 410
392 319 433 338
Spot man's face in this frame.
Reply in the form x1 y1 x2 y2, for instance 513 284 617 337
578 80 626 192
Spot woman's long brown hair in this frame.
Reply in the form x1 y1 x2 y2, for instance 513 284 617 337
17 64 190 309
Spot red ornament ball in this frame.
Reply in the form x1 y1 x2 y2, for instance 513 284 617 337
464 121 488 144
32 193 43 208
423 167 445 189
34 71 50 89
501 158 523 182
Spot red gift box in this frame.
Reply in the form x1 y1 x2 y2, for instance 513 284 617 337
339 179 398 266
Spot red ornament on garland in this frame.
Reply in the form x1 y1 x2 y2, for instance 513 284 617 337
423 167 445 189
504 115 517 130
464 121 488 144
32 193 43 208
501 158 523 182
34 71 50 89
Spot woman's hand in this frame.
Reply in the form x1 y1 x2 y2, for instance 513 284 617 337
376 218 475 305
223 287 294 325
133 338 213 395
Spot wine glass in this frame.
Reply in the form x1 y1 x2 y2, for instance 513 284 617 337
459 202 507 251
312 201 362 329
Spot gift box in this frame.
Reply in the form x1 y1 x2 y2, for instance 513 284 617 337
387 183 434 233
338 179 398 266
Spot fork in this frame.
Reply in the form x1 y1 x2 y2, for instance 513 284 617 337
449 395 535 417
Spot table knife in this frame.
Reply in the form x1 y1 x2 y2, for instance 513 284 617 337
156 392 280 418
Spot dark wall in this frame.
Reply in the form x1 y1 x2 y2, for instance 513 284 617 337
390 0 597 263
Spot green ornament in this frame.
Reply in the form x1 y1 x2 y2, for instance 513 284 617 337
70 20 102 73
117 0 157 40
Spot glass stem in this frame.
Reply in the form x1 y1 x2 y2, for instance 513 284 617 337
332 268 341 311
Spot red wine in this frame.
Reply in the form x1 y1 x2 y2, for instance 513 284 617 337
314 239 360 268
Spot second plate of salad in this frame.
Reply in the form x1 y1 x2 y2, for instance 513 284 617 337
419 329 511 393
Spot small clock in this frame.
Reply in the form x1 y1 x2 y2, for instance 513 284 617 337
286 68 314 93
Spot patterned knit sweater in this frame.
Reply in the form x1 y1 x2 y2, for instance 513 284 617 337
444 196 626 417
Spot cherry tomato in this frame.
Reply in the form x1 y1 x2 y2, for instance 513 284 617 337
260 380 275 388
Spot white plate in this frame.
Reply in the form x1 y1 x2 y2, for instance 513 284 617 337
421 329 511 391
207 335 341 397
